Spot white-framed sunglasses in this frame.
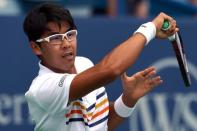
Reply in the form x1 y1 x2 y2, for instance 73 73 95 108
36 29 77 45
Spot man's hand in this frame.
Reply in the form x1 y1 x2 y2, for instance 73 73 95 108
121 66 163 107
152 12 179 39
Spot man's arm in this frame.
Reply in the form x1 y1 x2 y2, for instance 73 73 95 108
69 13 178 101
70 33 146 101
107 66 163 130
108 102 124 131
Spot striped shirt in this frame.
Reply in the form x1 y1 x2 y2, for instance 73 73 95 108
25 56 109 131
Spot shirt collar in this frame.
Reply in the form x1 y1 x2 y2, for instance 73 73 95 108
38 61 55 75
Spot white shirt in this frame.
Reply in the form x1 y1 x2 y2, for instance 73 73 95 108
25 56 109 131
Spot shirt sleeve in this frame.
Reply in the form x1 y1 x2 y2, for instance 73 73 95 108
35 73 76 114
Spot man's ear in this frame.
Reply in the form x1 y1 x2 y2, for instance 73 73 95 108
30 41 42 55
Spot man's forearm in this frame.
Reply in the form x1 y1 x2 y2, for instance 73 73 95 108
107 102 125 131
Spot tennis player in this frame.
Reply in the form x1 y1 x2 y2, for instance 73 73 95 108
23 3 178 131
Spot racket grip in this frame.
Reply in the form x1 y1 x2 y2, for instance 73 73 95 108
168 34 176 41
162 20 176 41
162 20 170 30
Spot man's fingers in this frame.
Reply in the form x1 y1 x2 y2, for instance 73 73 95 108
148 76 163 87
160 12 173 21
141 66 155 76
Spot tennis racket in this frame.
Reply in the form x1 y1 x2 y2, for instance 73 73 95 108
162 20 191 87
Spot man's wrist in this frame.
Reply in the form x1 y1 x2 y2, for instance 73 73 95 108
114 94 135 118
134 22 156 45
121 93 137 108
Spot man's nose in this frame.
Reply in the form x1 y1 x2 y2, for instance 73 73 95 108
61 37 71 48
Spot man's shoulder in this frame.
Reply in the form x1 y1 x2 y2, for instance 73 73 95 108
76 56 94 65
25 73 67 96
75 56 94 72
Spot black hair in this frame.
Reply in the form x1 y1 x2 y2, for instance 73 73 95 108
23 3 77 42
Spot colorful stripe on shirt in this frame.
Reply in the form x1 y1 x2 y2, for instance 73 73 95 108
65 90 109 127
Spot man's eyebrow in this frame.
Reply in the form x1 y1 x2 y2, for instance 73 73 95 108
46 32 59 36
43 27 72 36
43 27 59 36
65 27 72 33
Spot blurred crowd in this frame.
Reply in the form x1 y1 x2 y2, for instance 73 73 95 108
0 0 197 18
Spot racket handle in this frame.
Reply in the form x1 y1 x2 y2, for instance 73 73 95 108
162 20 176 41
162 20 170 30
168 34 176 41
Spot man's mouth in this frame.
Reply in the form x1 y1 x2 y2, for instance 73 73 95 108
62 51 74 59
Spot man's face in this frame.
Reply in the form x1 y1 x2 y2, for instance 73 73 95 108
34 22 77 73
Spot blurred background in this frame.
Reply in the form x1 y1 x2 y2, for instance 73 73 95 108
1 0 197 17
0 0 197 131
